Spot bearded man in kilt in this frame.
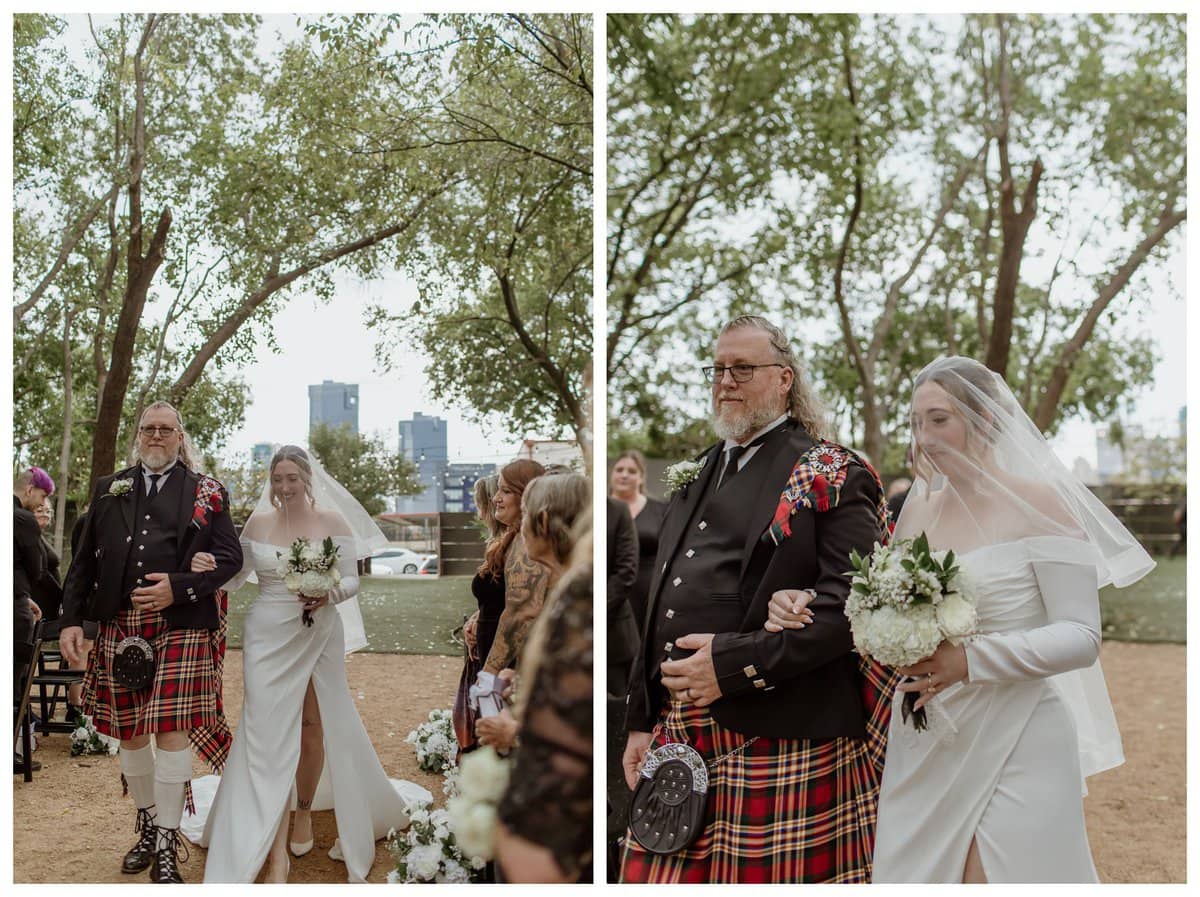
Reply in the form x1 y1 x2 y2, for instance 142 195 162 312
620 316 898 883
60 401 242 884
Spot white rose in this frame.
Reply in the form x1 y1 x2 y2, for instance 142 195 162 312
406 843 443 881
936 592 977 640
73 727 89 741
298 570 331 596
438 859 471 883
459 748 510 804
448 797 496 860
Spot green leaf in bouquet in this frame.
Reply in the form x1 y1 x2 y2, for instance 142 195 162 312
852 581 870 595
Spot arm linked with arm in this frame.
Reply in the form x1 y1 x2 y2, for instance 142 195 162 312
710 465 883 697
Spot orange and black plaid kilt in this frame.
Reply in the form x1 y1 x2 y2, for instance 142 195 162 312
621 657 899 884
82 605 221 742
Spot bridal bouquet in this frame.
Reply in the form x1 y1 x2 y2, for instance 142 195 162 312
406 708 458 773
385 801 485 883
276 536 341 626
844 532 977 730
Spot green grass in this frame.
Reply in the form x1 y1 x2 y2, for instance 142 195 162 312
226 575 477 655
1100 556 1186 643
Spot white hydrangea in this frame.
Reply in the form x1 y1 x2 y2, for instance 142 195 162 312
851 602 942 668
298 570 332 596
459 747 509 804
936 592 977 640
448 796 497 860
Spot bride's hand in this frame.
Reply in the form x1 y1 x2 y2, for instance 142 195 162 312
190 551 217 573
763 588 816 632
299 593 329 612
896 641 969 711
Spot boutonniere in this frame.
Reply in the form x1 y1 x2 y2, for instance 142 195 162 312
107 478 134 497
664 457 706 496
192 476 224 530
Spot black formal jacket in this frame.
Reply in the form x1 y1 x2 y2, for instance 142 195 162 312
60 464 243 631
14 495 45 602
606 497 640 694
626 420 884 740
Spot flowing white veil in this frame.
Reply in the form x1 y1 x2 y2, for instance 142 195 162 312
224 445 388 652
894 356 1154 779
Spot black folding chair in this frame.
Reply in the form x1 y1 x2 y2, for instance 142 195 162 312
13 618 45 782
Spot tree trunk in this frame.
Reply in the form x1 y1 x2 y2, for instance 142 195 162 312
1033 202 1186 431
982 14 1043 379
88 16 172 497
54 307 73 557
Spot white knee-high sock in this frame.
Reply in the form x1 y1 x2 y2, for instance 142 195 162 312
120 743 156 813
153 747 192 833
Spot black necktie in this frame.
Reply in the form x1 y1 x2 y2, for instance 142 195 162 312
147 473 163 498
718 431 772 489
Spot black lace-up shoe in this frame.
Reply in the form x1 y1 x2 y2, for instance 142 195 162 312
150 826 188 884
122 807 157 874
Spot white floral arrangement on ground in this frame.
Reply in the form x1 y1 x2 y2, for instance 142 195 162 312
845 532 977 730
70 712 119 757
277 536 341 626
385 801 485 883
405 708 458 773
446 746 511 862
664 458 704 494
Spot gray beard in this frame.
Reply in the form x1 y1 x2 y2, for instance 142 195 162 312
140 448 175 471
712 401 781 443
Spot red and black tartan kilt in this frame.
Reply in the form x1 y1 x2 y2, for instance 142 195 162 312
621 657 898 884
82 605 220 742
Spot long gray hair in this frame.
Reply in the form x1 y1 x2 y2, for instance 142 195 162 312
719 315 830 440
128 400 200 469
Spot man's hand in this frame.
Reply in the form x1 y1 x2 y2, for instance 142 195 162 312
60 625 86 667
660 632 721 707
131 572 173 612
623 730 653 791
27 597 43 623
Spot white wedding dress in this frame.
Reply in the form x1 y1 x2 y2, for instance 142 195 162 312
872 539 1117 883
196 538 425 882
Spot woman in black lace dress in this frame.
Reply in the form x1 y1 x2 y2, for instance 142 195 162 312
496 513 592 882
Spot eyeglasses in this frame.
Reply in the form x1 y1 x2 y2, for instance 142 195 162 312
701 363 786 384
138 426 179 437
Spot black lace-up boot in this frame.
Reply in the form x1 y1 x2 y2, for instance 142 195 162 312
150 826 189 883
121 806 157 874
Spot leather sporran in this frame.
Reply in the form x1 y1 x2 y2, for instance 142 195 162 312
628 742 709 855
112 635 156 690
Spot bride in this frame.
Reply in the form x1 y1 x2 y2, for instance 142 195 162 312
770 356 1154 882
198 445 416 882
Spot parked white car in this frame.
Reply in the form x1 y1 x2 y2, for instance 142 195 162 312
368 548 426 575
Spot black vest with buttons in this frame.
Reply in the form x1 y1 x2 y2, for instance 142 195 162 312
120 466 187 607
646 428 786 691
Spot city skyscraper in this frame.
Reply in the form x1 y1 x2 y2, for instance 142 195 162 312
397 412 449 513
308 380 359 435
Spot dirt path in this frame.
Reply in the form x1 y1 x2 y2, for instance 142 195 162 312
13 642 1185 883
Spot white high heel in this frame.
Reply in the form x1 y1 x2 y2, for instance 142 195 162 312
289 838 313 857
328 839 344 862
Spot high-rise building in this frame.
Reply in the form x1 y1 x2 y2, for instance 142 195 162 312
442 463 498 514
308 381 359 435
396 412 449 513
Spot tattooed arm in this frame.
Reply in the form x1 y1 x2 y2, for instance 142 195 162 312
483 533 550 674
